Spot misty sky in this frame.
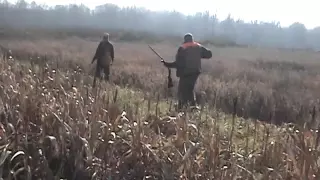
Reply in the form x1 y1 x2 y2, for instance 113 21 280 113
11 0 319 29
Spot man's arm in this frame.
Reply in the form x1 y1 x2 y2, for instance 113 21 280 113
164 61 177 68
110 43 114 62
163 47 184 68
92 42 103 64
200 46 212 59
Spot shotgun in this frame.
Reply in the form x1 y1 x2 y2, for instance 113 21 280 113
148 45 174 88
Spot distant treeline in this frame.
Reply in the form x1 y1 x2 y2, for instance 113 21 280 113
0 0 320 50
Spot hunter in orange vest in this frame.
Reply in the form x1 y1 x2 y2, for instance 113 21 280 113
163 33 212 110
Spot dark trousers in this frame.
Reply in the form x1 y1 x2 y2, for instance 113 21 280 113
93 64 110 87
177 73 199 110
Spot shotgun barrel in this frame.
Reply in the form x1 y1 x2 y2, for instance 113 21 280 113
148 45 173 88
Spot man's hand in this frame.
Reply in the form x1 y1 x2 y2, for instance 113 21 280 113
162 60 170 68
161 60 167 66
91 57 95 64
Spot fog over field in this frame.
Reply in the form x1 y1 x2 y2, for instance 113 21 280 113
1 0 320 50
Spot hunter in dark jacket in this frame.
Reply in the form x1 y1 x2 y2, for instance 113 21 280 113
163 33 212 110
91 33 114 87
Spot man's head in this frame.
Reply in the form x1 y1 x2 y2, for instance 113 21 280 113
184 33 193 43
102 33 109 41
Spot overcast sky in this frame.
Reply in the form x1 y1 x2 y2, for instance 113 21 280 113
9 0 320 29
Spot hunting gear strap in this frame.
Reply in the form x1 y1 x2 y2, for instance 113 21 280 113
148 45 174 89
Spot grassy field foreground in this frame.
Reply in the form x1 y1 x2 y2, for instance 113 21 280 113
2 36 320 126
0 50 320 179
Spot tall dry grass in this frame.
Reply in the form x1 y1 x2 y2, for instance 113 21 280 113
2 36 320 125
0 46 320 179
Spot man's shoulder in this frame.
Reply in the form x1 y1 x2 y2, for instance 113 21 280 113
100 41 114 48
107 41 114 48
107 40 114 44
181 42 202 49
100 40 114 44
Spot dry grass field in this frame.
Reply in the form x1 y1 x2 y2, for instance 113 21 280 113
1 31 320 179
2 35 320 124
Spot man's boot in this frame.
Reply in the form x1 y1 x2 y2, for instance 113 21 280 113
177 100 183 112
189 99 200 111
92 77 97 88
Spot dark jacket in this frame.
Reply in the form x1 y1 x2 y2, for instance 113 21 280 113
92 40 114 67
164 41 212 77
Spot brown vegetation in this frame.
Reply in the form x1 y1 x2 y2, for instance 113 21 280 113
1 33 320 125
1 29 320 179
